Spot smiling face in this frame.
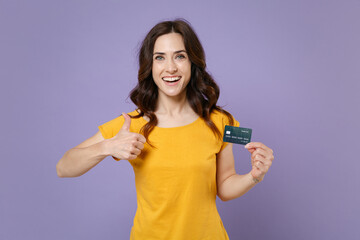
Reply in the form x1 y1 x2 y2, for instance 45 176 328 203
152 33 191 99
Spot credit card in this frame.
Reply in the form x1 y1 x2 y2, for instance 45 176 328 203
223 125 252 145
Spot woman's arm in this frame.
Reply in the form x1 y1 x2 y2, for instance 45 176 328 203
56 131 109 178
56 113 146 178
216 142 274 201
216 143 256 201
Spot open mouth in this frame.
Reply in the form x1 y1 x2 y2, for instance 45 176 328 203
162 76 181 83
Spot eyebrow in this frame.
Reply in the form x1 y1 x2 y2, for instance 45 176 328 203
153 50 187 55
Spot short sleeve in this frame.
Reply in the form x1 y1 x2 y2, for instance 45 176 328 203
98 115 125 161
98 115 125 139
219 114 240 152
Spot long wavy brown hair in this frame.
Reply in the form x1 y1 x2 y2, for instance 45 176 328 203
129 19 235 148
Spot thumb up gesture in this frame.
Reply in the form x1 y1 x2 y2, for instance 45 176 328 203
107 112 146 160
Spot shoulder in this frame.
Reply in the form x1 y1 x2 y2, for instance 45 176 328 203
98 109 143 139
210 109 227 119
210 109 240 128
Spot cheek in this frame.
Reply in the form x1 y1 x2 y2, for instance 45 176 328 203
152 64 161 78
179 61 191 74
184 63 191 79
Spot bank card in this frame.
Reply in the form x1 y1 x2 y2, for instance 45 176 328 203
223 125 252 145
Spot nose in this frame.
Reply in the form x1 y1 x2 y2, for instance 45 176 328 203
165 59 178 73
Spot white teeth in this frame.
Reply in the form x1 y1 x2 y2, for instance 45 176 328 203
162 76 181 82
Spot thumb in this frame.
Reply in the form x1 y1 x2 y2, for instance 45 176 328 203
120 112 131 132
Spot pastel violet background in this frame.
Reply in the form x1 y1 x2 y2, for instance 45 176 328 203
1 0 359 239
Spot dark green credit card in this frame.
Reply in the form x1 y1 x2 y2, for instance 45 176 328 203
223 125 252 145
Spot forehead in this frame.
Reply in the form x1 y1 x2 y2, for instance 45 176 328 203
153 33 185 53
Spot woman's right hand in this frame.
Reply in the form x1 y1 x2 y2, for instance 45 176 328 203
105 113 146 160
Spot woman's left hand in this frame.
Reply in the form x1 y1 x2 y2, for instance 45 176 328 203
244 142 274 183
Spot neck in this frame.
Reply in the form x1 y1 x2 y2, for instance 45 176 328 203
155 90 192 117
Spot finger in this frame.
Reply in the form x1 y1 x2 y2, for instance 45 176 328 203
252 155 273 169
246 147 256 154
251 148 268 160
252 161 266 172
134 141 144 150
128 153 137 160
255 161 268 173
252 148 274 165
121 112 131 132
251 165 263 179
130 146 141 155
252 159 265 169
253 159 272 170
251 153 266 164
252 168 264 180
245 142 272 153
254 161 261 169
136 133 147 144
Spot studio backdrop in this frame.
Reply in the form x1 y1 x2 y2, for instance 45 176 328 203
1 0 359 239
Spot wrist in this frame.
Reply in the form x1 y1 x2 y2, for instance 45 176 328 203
248 172 261 184
98 139 111 157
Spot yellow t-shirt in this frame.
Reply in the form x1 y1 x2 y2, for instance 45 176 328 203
98 109 239 240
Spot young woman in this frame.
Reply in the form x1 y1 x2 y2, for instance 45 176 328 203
57 19 274 240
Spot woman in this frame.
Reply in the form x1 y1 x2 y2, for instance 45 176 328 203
57 19 274 240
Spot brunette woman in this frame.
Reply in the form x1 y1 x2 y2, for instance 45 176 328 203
57 19 274 239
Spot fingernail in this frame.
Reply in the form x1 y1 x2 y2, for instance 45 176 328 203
244 144 250 148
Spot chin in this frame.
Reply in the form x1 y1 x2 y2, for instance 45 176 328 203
160 89 186 98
